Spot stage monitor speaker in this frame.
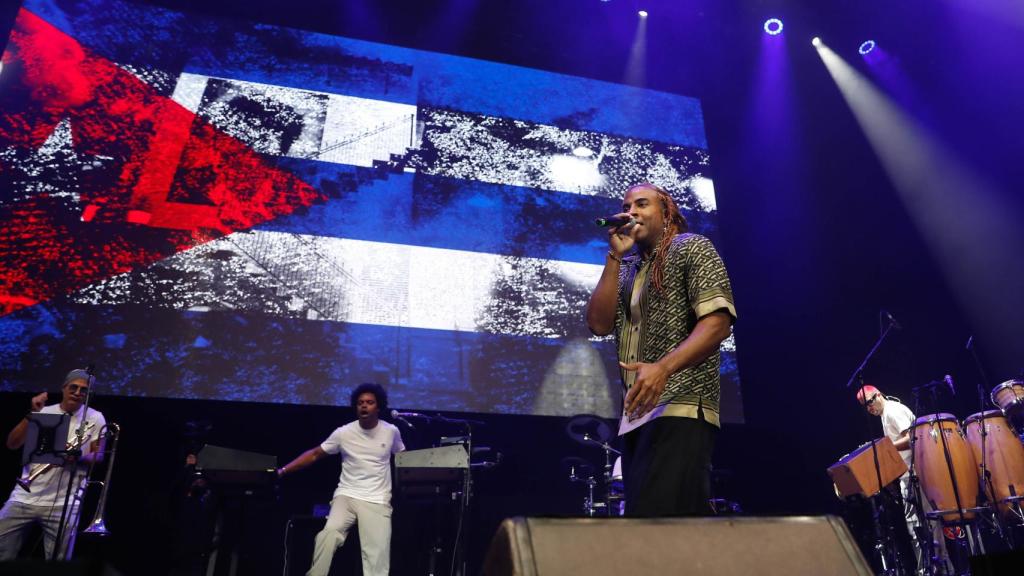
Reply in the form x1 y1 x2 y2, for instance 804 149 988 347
0 559 121 575
483 515 871 576
970 548 1024 576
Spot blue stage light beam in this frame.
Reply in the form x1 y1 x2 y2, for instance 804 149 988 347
815 38 1024 374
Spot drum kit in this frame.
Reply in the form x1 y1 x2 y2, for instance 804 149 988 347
561 414 624 517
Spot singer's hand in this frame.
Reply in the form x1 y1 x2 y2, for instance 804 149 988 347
608 212 635 256
621 361 668 419
30 392 47 412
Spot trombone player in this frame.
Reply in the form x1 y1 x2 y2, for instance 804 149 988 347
0 368 107 560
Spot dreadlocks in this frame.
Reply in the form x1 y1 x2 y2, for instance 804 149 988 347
629 183 689 293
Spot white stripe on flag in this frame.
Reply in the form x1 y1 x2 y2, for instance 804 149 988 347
72 230 604 337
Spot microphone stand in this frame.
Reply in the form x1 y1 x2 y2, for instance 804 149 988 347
965 337 993 394
966 338 1012 545
438 414 486 576
924 383 970 561
53 367 95 560
906 388 938 575
581 433 621 516
412 413 482 576
844 317 901 575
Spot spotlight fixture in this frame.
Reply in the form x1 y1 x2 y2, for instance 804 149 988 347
858 40 876 55
811 37 822 47
638 10 648 18
763 18 784 36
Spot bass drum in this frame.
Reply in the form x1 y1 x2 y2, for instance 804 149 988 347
964 410 1024 519
911 413 979 522
991 379 1024 436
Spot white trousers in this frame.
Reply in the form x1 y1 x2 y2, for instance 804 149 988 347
307 494 392 576
0 500 80 560
901 476 952 575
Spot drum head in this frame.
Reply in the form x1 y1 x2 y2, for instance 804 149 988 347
912 413 957 428
992 380 1024 407
964 410 1004 426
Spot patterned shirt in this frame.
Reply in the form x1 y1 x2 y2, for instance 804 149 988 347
615 233 736 427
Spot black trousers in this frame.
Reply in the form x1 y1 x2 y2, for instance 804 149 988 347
622 413 717 517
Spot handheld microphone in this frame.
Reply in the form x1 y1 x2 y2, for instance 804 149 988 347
594 215 634 228
882 310 902 330
389 407 413 426
944 374 956 396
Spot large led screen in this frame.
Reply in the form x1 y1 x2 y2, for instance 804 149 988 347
0 0 742 421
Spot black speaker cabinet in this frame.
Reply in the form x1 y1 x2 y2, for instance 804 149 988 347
0 559 120 576
483 516 872 576
970 548 1024 576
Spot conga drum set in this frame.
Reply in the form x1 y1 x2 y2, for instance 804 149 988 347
909 379 1024 558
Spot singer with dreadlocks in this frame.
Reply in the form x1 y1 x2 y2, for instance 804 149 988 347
586 183 736 517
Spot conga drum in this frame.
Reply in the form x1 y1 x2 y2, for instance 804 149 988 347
991 379 1024 436
964 410 1024 518
912 413 979 521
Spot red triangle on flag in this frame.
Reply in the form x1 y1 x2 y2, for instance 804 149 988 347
0 9 325 316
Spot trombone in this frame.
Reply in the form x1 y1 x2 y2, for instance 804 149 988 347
83 422 121 536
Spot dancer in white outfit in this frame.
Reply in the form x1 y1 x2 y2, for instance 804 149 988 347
278 383 405 576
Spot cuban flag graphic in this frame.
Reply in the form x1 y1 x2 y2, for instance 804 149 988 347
0 0 740 421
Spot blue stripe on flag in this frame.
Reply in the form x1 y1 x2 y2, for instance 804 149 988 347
26 0 707 147
261 162 622 265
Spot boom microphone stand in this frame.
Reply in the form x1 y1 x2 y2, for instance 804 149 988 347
844 312 902 575
406 412 484 576
965 336 1016 544
906 389 939 575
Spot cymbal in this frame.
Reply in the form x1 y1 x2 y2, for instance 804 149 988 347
560 456 594 477
566 414 613 445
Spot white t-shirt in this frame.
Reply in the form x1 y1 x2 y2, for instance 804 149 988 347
321 420 405 505
8 403 106 507
881 399 915 469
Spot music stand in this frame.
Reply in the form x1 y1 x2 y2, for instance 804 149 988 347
21 412 71 467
